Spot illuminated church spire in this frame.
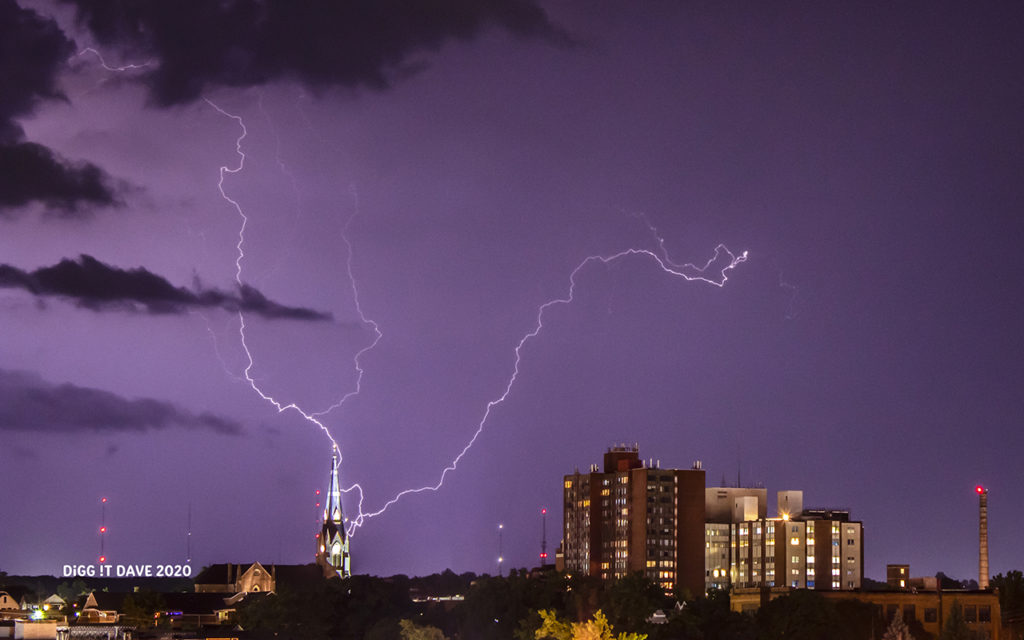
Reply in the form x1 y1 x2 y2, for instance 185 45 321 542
316 445 350 578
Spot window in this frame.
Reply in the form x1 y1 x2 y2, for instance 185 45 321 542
925 608 937 623
979 605 991 622
790 537 800 546
964 606 977 623
904 605 915 621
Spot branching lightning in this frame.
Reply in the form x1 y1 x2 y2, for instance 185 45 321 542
341 244 746 535
205 99 747 542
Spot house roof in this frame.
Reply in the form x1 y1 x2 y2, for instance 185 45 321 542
157 592 231 615
84 591 129 611
193 564 232 584
272 564 325 589
193 563 325 590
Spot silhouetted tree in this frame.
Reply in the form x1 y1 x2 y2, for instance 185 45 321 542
882 608 911 640
756 590 841 640
993 571 1024 640
601 572 669 634
939 601 971 640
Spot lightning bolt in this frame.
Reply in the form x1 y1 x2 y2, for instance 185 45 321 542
204 98 747 543
75 48 153 73
205 100 384 470
340 243 747 534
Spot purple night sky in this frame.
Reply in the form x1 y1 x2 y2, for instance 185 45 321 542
2 1 1022 584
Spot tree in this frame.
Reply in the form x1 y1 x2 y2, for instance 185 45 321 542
882 608 911 640
993 571 1024 639
120 590 165 628
756 590 841 640
602 573 669 634
399 619 447 640
939 602 971 640
535 609 647 640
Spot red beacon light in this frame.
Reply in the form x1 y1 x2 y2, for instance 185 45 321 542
99 556 106 564
99 526 106 533
976 485 986 494
541 508 547 515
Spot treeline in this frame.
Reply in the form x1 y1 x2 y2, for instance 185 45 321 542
231 569 902 640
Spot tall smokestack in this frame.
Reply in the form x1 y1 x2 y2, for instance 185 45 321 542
977 485 989 589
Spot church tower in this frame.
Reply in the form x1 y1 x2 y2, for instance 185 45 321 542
316 445 351 578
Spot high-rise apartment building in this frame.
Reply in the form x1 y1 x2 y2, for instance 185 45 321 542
562 445 705 596
725 494 863 591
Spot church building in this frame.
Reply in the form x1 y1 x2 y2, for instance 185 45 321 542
316 445 351 578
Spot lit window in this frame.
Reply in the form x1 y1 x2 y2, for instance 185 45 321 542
791 537 800 546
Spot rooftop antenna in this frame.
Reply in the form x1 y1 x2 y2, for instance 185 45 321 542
736 441 742 488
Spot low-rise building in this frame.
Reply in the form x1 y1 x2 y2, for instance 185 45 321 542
731 586 1001 639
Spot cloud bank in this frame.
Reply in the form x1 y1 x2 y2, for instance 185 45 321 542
0 369 242 435
62 0 570 106
0 254 332 320
0 0 120 214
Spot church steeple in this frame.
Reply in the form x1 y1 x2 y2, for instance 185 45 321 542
316 445 350 578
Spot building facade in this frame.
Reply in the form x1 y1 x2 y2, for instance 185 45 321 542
563 445 706 596
720 491 863 592
731 587 1000 640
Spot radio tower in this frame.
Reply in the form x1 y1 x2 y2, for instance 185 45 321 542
977 485 989 589
186 503 192 565
540 508 548 566
99 497 108 565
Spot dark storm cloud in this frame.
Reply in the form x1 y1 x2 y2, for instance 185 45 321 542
62 0 571 106
0 369 243 434
0 254 332 320
0 0 119 214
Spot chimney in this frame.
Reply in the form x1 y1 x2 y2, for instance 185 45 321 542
977 485 989 589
